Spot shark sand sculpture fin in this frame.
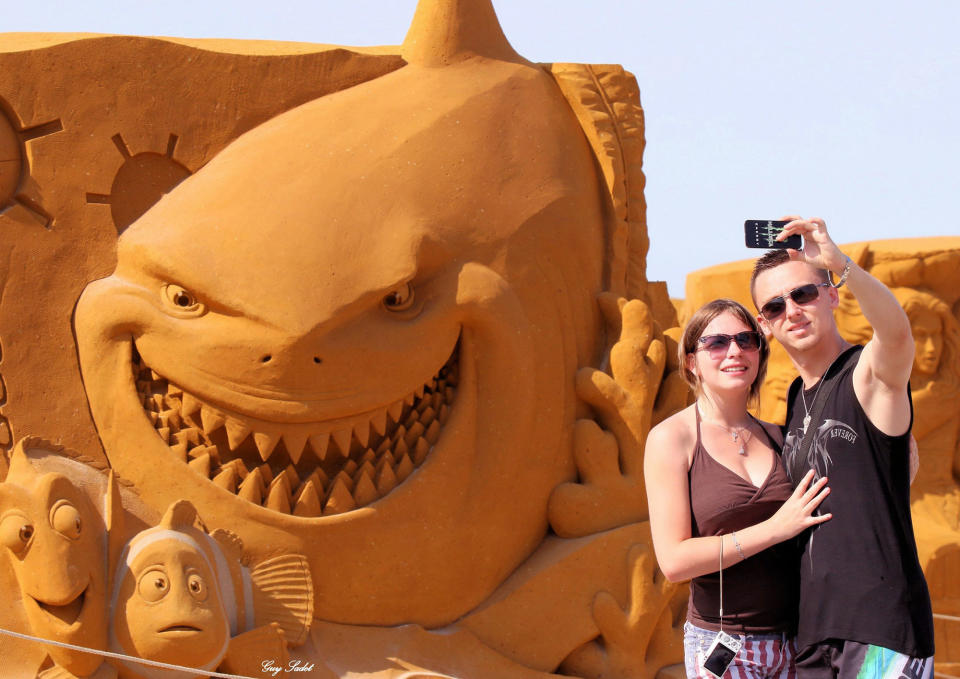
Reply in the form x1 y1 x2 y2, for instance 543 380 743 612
401 0 526 66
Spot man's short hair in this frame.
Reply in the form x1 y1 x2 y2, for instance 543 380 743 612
749 249 830 306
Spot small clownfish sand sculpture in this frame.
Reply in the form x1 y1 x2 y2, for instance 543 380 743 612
109 500 313 679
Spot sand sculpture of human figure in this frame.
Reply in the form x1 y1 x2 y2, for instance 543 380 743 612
893 287 960 501
893 286 960 659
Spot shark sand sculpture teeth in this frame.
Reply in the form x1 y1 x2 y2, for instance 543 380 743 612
74 0 611 628
132 343 459 515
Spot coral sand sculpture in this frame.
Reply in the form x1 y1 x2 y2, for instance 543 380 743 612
0 0 691 676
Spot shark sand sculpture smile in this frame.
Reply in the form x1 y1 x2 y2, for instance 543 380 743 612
131 340 459 514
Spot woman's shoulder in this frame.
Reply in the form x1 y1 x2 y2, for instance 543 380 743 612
646 404 697 462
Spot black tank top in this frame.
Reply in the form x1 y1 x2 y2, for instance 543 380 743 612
687 407 798 633
782 346 934 656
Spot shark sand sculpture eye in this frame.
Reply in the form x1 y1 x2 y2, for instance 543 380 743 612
162 283 205 316
382 282 415 312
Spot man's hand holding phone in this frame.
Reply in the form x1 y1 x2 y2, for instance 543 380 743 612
774 216 850 279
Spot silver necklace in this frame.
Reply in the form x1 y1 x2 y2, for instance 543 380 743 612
726 424 752 456
800 379 823 434
800 349 847 433
702 415 753 455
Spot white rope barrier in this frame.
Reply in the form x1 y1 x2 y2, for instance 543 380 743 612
0 627 257 678
0 625 469 678
933 612 960 623
7 620 959 679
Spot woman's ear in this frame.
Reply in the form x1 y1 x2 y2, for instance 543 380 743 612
684 352 698 381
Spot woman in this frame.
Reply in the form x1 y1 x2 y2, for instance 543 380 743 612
644 299 831 679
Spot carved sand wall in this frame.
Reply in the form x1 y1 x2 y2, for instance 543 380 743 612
681 235 960 670
0 2 690 677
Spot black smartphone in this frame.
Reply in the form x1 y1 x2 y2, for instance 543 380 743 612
744 220 802 249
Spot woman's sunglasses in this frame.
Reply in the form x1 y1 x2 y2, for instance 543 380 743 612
758 282 832 321
696 331 762 356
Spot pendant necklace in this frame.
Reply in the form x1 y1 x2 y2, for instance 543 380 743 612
800 380 823 434
729 426 751 456
704 417 753 455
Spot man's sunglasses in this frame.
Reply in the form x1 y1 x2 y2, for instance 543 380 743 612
758 282 832 321
696 331 762 356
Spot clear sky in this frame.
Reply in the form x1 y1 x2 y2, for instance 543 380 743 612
4 1 958 296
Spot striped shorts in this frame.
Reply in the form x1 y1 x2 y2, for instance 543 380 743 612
684 621 798 679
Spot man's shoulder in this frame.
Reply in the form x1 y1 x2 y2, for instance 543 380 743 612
785 346 861 399
837 344 864 369
825 345 864 392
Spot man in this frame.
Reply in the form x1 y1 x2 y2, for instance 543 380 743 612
750 217 934 679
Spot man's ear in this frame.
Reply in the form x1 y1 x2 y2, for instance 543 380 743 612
825 284 841 310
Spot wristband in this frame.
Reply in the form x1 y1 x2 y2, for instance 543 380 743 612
731 531 747 561
833 255 852 289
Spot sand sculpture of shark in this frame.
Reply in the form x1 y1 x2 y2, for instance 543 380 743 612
66 0 687 674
